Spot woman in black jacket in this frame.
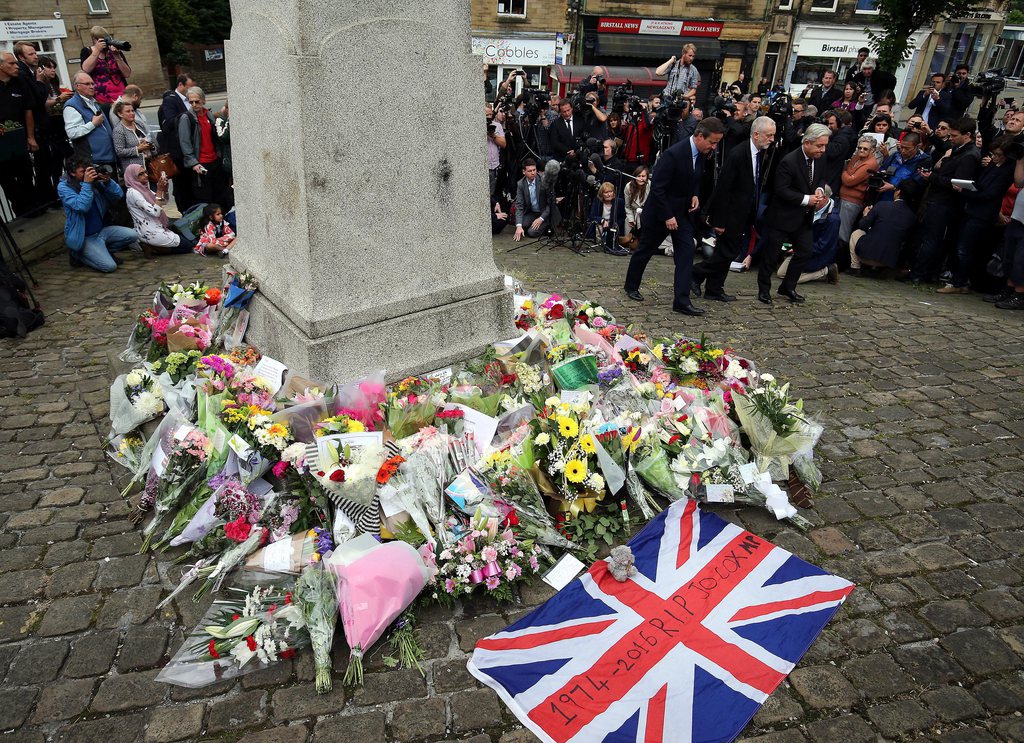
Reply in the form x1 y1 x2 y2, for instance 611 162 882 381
940 136 1017 293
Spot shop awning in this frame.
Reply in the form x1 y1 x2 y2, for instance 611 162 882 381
595 34 721 61
549 65 662 89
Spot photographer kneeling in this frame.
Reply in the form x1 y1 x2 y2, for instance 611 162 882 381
58 156 140 272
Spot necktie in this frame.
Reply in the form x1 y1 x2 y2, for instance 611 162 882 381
755 150 763 189
806 158 813 185
529 181 539 211
568 119 573 138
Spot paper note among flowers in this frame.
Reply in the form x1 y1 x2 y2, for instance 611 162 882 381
252 355 287 394
442 403 498 457
542 552 586 591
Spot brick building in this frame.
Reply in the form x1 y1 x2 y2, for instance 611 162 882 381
471 0 572 91
1 0 163 95
577 0 772 107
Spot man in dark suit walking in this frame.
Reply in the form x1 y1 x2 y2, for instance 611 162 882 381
696 116 776 301
512 158 551 241
623 117 725 316
757 122 832 304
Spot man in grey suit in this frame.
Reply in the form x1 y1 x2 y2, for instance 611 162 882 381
512 158 551 241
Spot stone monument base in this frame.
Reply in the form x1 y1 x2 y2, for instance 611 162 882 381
243 289 514 384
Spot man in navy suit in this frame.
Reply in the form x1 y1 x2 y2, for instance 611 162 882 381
697 116 776 301
908 72 954 130
757 122 832 305
623 117 725 316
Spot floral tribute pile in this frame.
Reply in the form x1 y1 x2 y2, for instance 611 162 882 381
109 277 825 694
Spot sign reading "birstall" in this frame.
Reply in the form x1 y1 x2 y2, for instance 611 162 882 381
596 17 724 37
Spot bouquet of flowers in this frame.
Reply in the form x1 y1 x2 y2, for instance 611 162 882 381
213 271 259 348
546 342 598 391
108 433 146 472
313 414 368 436
156 581 307 688
140 428 210 552
654 334 728 390
431 510 541 606
312 435 386 506
382 376 442 439
733 374 823 483
166 318 213 354
150 350 203 385
292 562 339 693
110 368 165 435
528 397 607 514
325 534 432 685
574 301 615 328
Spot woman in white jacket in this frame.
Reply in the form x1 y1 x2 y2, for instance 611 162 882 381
123 164 195 256
622 165 650 251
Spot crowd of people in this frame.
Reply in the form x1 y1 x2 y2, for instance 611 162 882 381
0 32 234 273
488 45 1024 311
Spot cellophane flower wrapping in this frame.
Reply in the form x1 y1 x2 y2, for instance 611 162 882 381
312 436 386 506
110 370 165 435
380 429 455 544
331 370 386 431
293 562 339 693
732 376 823 481
141 427 211 552
325 534 431 685
156 576 307 688
382 376 442 440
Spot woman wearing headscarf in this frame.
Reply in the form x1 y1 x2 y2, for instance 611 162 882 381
123 164 194 256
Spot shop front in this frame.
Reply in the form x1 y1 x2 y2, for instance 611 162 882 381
0 18 72 88
473 34 562 94
580 15 725 107
784 24 928 100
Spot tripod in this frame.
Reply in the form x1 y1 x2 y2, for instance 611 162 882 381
0 212 41 308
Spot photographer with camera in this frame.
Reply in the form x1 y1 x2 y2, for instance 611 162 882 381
63 72 116 174
657 44 700 103
578 68 609 108
950 65 973 119
80 26 131 114
581 91 610 142
874 132 931 203
485 103 507 195
58 155 139 272
908 73 953 130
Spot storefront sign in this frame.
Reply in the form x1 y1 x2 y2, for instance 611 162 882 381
815 42 860 55
472 36 557 66
596 17 724 38
0 19 67 41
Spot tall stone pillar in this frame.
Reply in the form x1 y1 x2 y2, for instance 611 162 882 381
224 1 513 383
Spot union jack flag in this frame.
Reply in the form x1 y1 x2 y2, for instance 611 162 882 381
468 500 854 743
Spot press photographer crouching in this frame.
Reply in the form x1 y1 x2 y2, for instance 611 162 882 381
59 156 140 272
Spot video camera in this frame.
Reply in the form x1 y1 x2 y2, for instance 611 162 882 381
711 95 738 122
765 91 793 129
103 36 131 52
971 69 1006 98
611 80 642 116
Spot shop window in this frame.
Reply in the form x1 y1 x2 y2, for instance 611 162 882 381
87 0 110 13
810 0 838 11
792 56 837 86
497 0 526 18
855 0 879 12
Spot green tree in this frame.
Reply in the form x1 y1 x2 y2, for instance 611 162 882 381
187 0 232 45
151 0 198 67
867 0 976 72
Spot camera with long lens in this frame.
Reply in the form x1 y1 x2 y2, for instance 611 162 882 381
766 91 792 129
103 35 131 52
867 165 896 191
611 80 637 114
519 87 550 119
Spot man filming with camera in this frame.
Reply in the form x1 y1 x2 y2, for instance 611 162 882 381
58 156 139 273
908 73 954 130
80 26 132 114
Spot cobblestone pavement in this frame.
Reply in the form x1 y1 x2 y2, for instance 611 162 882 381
1 233 1022 743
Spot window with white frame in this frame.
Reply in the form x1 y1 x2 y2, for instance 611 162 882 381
810 0 838 11
87 0 110 14
497 0 526 18
778 0 794 10
855 0 879 12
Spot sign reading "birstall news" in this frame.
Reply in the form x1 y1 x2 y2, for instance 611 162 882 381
596 17 724 37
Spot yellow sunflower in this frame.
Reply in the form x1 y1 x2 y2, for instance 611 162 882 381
565 459 588 483
579 434 597 455
557 416 579 439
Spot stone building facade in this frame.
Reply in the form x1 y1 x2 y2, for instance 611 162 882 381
1 0 163 94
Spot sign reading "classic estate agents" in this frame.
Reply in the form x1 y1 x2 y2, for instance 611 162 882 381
596 17 724 37
472 37 557 66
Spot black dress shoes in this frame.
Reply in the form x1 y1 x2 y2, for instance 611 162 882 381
672 303 705 316
691 279 703 297
625 288 644 302
704 291 737 302
778 288 805 304
757 291 772 304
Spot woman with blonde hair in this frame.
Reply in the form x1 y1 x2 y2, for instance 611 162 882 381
622 165 650 251
80 26 131 111
587 181 628 255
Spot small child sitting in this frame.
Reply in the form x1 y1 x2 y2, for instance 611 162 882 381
194 203 236 257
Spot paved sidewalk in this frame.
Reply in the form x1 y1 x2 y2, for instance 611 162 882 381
0 235 1022 742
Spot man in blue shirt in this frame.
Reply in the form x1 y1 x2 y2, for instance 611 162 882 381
58 156 139 272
